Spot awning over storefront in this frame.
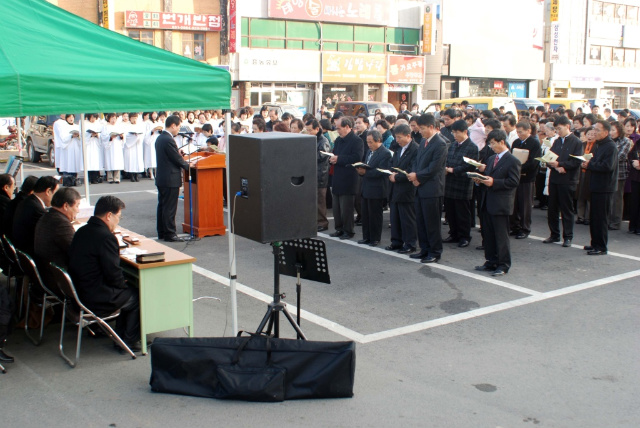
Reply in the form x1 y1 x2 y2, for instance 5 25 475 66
0 0 231 117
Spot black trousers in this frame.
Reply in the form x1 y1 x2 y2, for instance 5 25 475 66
511 181 534 233
354 177 362 219
415 196 443 257
589 192 613 251
629 181 640 233
482 211 511 271
361 197 384 241
444 197 472 241
547 183 576 239
332 193 355 234
390 201 417 247
157 186 180 239
535 171 548 207
471 185 482 228
114 286 141 345
0 283 13 344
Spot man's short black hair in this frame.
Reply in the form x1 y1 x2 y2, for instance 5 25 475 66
165 115 181 128
516 121 531 131
417 114 437 128
339 117 354 129
281 112 293 121
394 124 411 137
487 129 507 145
481 110 495 119
502 116 517 127
252 117 266 132
94 196 125 217
33 176 59 193
451 119 468 132
201 123 213 133
356 113 370 124
595 119 611 132
368 129 382 143
0 173 14 190
442 108 459 119
51 187 81 208
319 119 332 132
482 118 502 130
554 116 571 127
376 119 390 130
305 119 320 129
21 175 38 193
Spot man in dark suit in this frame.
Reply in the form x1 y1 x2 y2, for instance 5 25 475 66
356 130 392 247
155 115 192 242
305 119 331 232
407 114 448 263
68 196 141 352
353 114 370 225
329 117 364 240
34 187 81 289
0 174 16 364
543 116 584 247
386 124 419 253
474 129 521 276
510 121 542 239
12 176 59 255
2 175 37 241
583 120 619 255
0 174 15 224
443 120 479 247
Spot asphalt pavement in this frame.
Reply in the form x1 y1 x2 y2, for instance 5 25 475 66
2 163 639 428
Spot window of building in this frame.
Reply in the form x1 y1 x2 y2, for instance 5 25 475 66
602 3 615 21
592 1 603 18
625 49 636 65
182 33 205 60
627 6 639 24
129 30 153 45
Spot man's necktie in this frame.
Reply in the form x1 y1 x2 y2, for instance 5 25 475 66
367 151 373 164
493 155 499 168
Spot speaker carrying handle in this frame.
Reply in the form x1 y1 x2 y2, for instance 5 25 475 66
290 176 304 186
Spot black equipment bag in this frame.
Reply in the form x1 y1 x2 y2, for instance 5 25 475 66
149 334 356 401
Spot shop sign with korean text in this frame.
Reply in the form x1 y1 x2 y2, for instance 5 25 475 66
239 50 321 82
268 0 390 26
124 11 222 31
322 53 386 83
387 56 425 84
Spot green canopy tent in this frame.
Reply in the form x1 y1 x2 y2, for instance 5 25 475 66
0 0 238 333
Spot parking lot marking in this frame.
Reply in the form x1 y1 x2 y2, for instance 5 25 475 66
527 234 640 262
318 232 541 296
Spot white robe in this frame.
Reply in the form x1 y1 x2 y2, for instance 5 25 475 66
144 121 162 168
123 122 145 173
101 123 125 171
59 122 84 173
84 120 102 171
52 118 66 170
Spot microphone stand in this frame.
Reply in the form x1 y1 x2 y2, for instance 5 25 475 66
179 134 197 241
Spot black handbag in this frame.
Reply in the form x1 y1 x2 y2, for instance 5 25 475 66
150 333 356 401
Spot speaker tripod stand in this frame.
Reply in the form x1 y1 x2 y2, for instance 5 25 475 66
255 242 307 340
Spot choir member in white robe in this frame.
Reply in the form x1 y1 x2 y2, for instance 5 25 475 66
101 113 125 183
52 114 67 171
59 114 84 177
144 112 165 180
123 113 145 182
84 114 103 183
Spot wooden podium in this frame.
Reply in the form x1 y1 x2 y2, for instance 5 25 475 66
182 151 226 237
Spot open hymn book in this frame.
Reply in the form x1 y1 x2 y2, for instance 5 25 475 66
466 172 490 180
534 151 559 163
463 157 484 168
570 153 593 162
351 162 371 169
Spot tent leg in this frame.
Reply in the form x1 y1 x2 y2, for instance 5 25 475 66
224 111 238 336
80 114 91 205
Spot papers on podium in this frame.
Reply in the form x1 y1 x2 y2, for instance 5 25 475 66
570 153 593 162
463 156 484 168
181 144 200 155
534 151 559 163
466 172 490 180
512 148 529 164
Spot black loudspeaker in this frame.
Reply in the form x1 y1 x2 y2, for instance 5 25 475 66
229 132 317 243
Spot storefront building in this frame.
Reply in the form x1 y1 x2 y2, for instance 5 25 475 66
231 0 426 114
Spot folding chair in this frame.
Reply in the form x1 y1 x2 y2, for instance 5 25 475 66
16 250 63 346
49 263 136 367
1 235 24 317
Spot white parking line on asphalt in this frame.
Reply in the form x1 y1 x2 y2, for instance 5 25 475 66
318 232 541 296
528 234 640 262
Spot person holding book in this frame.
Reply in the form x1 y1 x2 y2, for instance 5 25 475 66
84 114 103 184
356 130 392 247
144 111 165 180
543 116 584 247
124 113 145 182
101 113 125 184
306 119 331 232
59 114 84 183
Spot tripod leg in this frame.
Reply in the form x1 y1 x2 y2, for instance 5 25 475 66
256 305 274 335
282 307 307 340
296 282 301 340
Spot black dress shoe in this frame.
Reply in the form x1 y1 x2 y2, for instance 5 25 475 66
397 246 416 254
0 349 14 363
317 226 328 232
474 264 497 271
576 218 584 224
583 245 594 251
368 241 379 247
491 268 508 276
164 235 185 242
385 244 403 251
515 232 529 239
587 249 607 256
357 239 371 245
509 230 520 236
339 232 354 240
562 239 572 247
420 255 440 263
410 252 428 259
458 239 470 248
583 220 590 225
608 225 619 230
543 237 560 244
355 220 362 226
443 236 459 243
475 245 485 250
329 230 343 237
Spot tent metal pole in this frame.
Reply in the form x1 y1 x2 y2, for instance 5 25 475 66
80 114 90 204
224 111 238 335
16 117 24 184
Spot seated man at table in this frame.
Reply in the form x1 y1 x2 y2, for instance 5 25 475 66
68 196 141 352
12 175 59 255
2 175 38 240
34 187 81 289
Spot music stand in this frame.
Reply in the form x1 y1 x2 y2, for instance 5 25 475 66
255 239 330 340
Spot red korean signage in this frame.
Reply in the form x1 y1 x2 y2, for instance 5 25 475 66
387 56 425 84
229 0 237 53
494 80 504 89
124 11 222 32
268 0 390 26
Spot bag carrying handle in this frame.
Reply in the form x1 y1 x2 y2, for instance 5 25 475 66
232 331 272 365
